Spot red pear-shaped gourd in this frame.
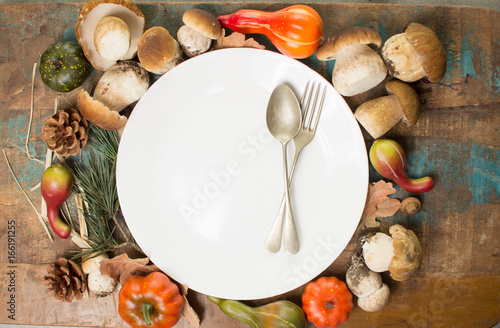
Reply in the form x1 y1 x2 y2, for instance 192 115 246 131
369 139 434 193
41 164 73 238
218 5 324 59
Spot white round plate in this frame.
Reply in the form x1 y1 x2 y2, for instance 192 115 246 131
117 48 368 300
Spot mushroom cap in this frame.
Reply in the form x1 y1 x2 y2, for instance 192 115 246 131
137 26 182 75
388 224 423 281
182 9 222 40
75 0 146 71
385 80 420 126
77 89 128 130
405 23 447 83
316 27 382 61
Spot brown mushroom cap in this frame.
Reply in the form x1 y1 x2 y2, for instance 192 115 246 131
137 26 181 75
388 224 422 281
405 23 447 83
385 80 420 126
316 27 382 61
75 0 146 71
77 89 128 130
183 9 222 40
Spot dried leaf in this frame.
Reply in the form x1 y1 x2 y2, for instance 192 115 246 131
212 29 265 51
99 253 160 286
179 284 200 328
361 181 401 228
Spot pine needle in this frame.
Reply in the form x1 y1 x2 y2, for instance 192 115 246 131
88 124 120 161
74 153 119 219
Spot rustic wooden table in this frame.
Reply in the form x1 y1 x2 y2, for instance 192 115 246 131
0 2 498 328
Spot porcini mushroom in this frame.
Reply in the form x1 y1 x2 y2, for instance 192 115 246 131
354 80 420 139
177 9 222 57
382 23 447 83
137 26 182 75
75 0 146 71
316 27 387 97
77 60 149 130
362 224 423 281
82 252 117 296
346 255 390 312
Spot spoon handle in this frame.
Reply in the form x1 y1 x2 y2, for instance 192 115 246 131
282 143 299 254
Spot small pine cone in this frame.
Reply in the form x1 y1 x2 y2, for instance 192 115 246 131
41 108 89 156
43 258 85 302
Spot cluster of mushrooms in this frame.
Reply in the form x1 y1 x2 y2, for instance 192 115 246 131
346 224 423 312
314 24 443 312
74 0 223 131
316 24 446 138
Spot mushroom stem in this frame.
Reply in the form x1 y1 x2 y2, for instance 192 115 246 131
382 33 426 82
332 43 386 97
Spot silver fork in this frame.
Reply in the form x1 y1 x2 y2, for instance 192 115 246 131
265 81 327 254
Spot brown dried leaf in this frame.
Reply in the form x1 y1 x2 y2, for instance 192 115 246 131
361 180 401 228
212 29 265 51
179 284 200 328
99 253 160 286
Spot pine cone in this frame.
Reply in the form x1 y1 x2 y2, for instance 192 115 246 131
43 258 85 302
41 108 89 156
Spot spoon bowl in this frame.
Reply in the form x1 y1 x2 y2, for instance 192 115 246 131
265 84 302 254
266 85 302 143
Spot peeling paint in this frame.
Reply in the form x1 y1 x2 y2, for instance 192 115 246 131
468 143 500 203
461 33 477 79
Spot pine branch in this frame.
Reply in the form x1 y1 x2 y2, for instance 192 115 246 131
71 125 140 257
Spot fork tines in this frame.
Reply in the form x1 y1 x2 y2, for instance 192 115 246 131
301 81 327 131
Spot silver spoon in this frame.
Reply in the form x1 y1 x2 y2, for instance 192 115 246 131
265 84 302 254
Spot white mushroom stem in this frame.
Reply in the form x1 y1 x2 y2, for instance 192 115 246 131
362 232 395 273
357 283 390 312
82 253 117 297
177 25 212 57
332 43 387 97
354 95 403 139
382 33 426 82
94 16 131 62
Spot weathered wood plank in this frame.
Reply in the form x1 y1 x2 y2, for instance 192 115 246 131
0 3 498 110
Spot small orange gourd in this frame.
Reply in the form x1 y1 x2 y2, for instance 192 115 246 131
218 5 324 59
